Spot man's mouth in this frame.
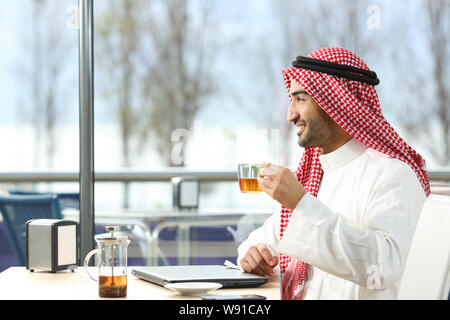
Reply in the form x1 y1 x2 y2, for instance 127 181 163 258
297 124 306 136
294 119 306 136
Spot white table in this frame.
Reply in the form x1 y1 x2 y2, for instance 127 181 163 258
0 267 280 300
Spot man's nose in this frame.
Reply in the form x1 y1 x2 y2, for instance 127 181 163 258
286 104 299 123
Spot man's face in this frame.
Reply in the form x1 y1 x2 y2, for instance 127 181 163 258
287 80 337 151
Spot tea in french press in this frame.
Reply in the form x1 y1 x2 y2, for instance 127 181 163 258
84 226 130 298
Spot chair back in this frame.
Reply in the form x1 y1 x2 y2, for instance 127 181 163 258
55 193 79 210
398 193 450 299
0 194 62 265
9 190 79 210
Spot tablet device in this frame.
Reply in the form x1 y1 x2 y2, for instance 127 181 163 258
131 265 268 288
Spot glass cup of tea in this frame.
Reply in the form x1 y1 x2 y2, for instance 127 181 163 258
238 163 263 193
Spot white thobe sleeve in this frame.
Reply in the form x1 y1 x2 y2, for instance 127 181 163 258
236 206 281 274
277 168 426 290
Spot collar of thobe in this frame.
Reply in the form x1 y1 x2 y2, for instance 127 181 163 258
318 138 368 173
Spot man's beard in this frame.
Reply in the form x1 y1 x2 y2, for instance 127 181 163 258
297 118 324 148
296 109 335 149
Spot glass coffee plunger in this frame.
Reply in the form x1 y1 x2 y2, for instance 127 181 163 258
84 226 131 298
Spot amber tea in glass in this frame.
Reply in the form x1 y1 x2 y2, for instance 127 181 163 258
238 164 263 193
99 275 127 298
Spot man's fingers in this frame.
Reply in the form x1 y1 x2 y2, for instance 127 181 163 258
240 259 252 273
241 259 265 276
259 162 271 169
241 253 268 277
257 244 276 267
241 244 279 277
259 165 279 178
271 254 279 266
248 246 274 276
257 176 273 190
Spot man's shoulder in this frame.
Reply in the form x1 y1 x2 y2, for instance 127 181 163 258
363 147 423 188
365 147 411 170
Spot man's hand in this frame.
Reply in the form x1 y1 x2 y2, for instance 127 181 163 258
240 243 279 277
257 162 306 210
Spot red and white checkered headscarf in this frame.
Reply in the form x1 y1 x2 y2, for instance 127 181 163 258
279 47 430 300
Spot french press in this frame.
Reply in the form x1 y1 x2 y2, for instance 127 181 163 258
84 226 131 298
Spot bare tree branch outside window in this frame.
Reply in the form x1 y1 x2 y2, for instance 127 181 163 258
386 0 450 166
139 0 220 167
16 0 73 168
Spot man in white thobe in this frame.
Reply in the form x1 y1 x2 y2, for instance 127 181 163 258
237 47 430 300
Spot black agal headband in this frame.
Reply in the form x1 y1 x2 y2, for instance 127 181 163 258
293 56 380 86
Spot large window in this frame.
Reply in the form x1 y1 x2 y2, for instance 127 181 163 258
0 0 79 174
0 0 448 270
0 0 79 271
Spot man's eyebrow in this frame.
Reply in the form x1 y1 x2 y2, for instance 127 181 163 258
289 90 309 97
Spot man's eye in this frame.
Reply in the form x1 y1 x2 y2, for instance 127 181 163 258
296 97 304 102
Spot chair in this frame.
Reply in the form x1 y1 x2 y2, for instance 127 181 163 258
9 190 79 210
55 192 79 210
398 193 450 299
0 194 63 266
